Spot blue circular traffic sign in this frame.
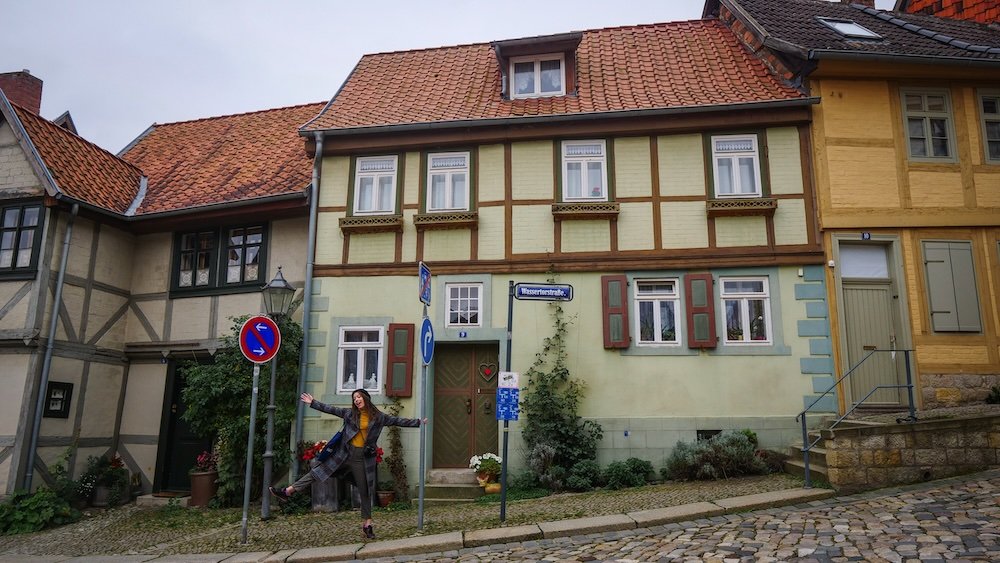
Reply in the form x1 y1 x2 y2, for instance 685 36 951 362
420 318 434 365
239 315 281 364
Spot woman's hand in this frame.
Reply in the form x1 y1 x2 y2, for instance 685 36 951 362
300 392 314 405
421 418 429 425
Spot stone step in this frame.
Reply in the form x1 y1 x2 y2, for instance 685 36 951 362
414 497 478 507
421 483 484 500
788 443 828 466
426 468 477 485
784 458 829 482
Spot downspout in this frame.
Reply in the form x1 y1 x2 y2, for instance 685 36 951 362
291 131 323 480
24 202 78 490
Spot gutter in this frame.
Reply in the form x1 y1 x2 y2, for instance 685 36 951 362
302 98 819 138
805 49 1000 67
291 131 323 480
24 203 78 490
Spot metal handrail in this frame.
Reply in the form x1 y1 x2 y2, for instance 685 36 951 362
795 348 915 488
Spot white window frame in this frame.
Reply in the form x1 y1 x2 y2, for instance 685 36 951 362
711 134 763 198
445 282 483 327
426 152 470 212
633 279 681 346
902 89 955 161
562 140 608 201
978 90 1000 164
720 277 772 345
510 53 565 99
354 155 398 215
337 326 384 394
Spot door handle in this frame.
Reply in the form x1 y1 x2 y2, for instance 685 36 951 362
465 398 472 414
484 401 492 415
171 404 177 414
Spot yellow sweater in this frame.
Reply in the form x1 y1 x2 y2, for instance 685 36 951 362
351 410 370 447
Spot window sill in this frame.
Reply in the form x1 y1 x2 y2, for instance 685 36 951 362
413 212 478 231
551 201 620 221
169 284 263 299
339 215 404 234
706 198 777 218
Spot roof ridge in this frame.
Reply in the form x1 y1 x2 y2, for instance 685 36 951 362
149 100 327 129
10 100 145 178
851 3 1000 54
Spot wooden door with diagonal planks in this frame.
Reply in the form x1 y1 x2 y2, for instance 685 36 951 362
432 343 499 467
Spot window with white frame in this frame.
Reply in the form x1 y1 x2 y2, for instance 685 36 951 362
511 54 564 99
711 135 762 198
979 92 1000 163
446 283 482 327
427 152 469 211
720 277 771 344
634 279 680 345
354 156 397 215
338 327 384 394
903 90 954 159
562 140 607 201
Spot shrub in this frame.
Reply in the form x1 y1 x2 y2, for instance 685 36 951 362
624 457 655 483
737 428 759 448
603 460 646 490
564 459 602 491
80 454 130 506
987 385 1000 405
0 489 80 535
755 449 789 474
663 431 768 481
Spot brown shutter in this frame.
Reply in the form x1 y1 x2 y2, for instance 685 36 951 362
601 275 630 349
685 273 717 349
385 323 414 397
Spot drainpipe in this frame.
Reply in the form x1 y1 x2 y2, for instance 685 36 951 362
291 132 323 480
24 202 78 490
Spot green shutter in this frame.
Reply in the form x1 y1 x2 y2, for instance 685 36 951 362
924 241 981 332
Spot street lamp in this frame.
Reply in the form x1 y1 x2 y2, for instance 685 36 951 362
261 266 295 520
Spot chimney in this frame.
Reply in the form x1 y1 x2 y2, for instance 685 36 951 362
0 70 43 114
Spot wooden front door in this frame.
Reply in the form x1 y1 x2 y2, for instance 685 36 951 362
839 243 906 407
432 343 499 468
157 362 213 491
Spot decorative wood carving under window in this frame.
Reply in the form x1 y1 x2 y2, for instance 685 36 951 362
413 212 478 231
705 198 777 218
551 201 620 221
339 215 404 234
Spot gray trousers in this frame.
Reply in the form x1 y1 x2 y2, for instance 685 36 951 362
290 444 372 518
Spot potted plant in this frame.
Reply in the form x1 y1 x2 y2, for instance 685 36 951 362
83 454 130 507
469 453 502 489
188 449 218 507
376 477 395 507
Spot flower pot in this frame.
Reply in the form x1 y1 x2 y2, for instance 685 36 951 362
91 484 111 507
377 490 395 507
188 470 218 507
476 472 492 487
484 482 501 495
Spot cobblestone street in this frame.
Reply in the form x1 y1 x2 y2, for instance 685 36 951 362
394 471 1000 562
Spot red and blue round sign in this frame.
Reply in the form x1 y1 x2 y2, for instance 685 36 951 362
239 315 281 364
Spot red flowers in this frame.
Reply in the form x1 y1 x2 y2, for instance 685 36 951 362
375 446 384 464
301 440 327 462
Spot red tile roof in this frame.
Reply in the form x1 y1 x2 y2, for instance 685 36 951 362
12 104 143 214
122 102 325 216
302 20 806 132
899 0 1000 25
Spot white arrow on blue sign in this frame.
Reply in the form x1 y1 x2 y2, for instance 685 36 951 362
420 317 434 365
239 315 281 364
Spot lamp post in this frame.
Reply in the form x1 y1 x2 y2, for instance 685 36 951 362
260 266 295 520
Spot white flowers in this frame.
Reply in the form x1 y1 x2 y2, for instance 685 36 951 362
469 452 502 473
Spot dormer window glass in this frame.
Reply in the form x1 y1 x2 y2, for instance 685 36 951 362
427 152 469 211
816 17 881 39
355 156 397 215
511 54 564 99
562 140 607 201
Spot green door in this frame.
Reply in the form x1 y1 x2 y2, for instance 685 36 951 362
432 343 499 468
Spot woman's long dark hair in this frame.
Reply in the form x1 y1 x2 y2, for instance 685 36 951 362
351 388 381 420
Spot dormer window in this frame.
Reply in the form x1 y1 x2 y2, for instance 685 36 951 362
511 54 564 99
816 17 881 40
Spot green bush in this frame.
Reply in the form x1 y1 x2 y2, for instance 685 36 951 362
755 449 789 474
663 431 768 481
0 489 80 535
564 459 601 491
624 457 655 483
737 428 759 448
603 460 646 490
986 385 1000 405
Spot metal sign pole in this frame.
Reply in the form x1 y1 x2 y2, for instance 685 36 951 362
500 280 514 522
240 363 261 544
417 303 428 529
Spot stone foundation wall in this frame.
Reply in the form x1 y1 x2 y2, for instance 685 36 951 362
921 373 1000 408
823 414 1000 491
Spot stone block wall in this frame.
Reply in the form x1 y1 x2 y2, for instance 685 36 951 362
921 373 1000 408
823 414 1000 491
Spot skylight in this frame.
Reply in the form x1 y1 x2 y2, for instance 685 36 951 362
816 17 882 39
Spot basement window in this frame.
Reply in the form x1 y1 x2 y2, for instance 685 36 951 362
816 17 881 39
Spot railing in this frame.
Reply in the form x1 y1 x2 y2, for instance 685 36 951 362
795 348 916 488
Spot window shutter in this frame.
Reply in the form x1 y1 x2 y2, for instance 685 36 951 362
601 275 630 349
685 273 717 348
385 323 414 397
924 242 981 332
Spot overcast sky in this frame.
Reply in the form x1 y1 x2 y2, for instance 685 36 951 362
2 0 894 154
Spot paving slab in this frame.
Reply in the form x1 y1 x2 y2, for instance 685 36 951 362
463 525 543 548
259 550 295 562
712 487 835 512
537 514 636 538
146 556 233 562
0 558 69 563
285 544 361 563
627 501 725 527
64 558 156 563
219 553 274 562
355 532 463 558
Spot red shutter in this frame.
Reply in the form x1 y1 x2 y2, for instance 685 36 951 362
685 273 717 349
385 323 414 397
601 275 630 349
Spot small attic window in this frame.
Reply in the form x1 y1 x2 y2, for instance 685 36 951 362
817 17 881 39
511 54 564 99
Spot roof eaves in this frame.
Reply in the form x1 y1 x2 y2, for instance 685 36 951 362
308 98 819 137
806 48 1000 66
133 190 308 220
0 90 60 198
